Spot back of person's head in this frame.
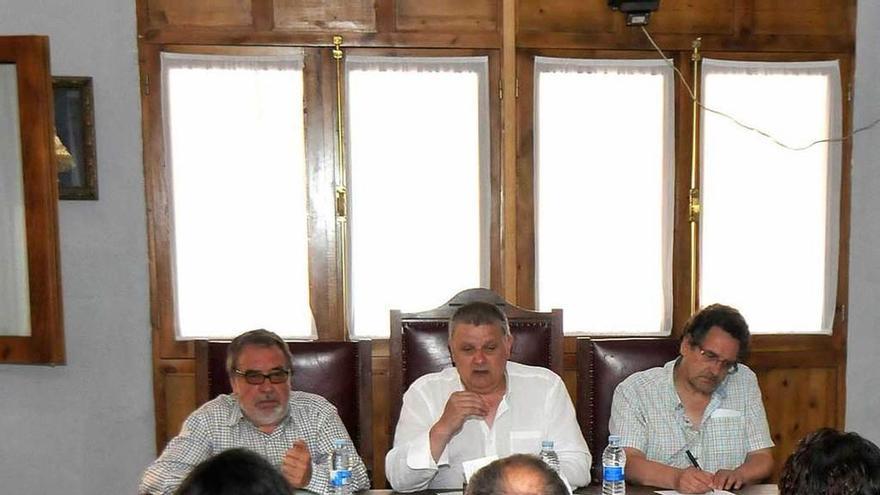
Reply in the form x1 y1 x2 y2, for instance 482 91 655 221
466 454 568 495
449 301 511 339
779 427 880 495
175 448 293 495
681 303 750 360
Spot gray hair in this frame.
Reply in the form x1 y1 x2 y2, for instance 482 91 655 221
449 301 511 339
226 329 293 377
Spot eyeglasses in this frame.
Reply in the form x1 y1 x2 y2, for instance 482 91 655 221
232 368 291 385
694 344 738 374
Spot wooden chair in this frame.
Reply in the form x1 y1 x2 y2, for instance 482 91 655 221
194 340 373 471
576 337 680 482
388 288 563 443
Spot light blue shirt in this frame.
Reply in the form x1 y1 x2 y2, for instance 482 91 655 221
610 358 773 472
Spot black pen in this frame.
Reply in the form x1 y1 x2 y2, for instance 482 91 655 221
685 449 701 469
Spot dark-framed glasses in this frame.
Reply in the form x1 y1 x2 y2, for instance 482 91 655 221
233 368 291 385
694 345 738 374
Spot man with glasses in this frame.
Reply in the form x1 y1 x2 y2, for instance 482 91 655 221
139 329 369 495
609 304 774 493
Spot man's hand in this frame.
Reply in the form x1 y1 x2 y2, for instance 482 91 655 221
428 391 488 461
674 466 714 494
281 440 312 488
712 468 746 490
434 391 488 437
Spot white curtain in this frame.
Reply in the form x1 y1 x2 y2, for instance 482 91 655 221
161 52 316 339
0 64 31 336
534 57 675 335
700 58 841 333
345 56 490 338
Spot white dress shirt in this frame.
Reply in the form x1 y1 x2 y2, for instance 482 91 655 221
386 361 592 492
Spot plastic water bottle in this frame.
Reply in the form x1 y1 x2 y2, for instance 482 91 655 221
539 440 560 473
602 435 626 495
329 439 352 495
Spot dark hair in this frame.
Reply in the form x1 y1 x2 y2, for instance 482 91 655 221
226 329 293 377
779 428 880 495
681 303 750 360
175 448 293 495
449 301 511 339
465 454 568 495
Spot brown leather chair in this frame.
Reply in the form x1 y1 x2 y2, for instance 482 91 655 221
194 340 372 470
577 337 680 482
388 288 563 442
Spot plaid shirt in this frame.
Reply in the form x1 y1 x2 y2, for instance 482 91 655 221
139 392 370 495
609 359 773 472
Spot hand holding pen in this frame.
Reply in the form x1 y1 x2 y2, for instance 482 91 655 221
675 450 714 493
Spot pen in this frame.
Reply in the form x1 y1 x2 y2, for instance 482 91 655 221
685 449 701 469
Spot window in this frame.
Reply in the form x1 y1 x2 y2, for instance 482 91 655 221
161 53 315 339
345 56 490 338
533 57 674 335
700 59 842 334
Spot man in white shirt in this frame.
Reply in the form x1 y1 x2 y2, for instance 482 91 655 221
385 302 591 492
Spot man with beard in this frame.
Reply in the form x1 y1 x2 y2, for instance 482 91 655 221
609 304 773 494
139 329 369 495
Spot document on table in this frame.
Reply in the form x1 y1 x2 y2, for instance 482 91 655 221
655 491 735 495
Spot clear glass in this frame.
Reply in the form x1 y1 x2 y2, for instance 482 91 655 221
701 60 840 334
346 56 489 338
162 53 314 339
535 58 674 335
0 63 31 337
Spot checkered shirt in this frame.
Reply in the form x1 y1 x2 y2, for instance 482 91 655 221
139 392 370 494
609 359 773 472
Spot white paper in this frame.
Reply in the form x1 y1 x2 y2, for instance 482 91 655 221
655 490 735 495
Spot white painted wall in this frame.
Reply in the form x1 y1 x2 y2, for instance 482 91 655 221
847 0 880 444
0 1 154 494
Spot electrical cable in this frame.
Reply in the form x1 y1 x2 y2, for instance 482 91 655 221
640 25 880 152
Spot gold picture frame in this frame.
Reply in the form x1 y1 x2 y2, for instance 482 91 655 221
53 76 98 200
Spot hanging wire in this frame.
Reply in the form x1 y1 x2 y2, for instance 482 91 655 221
640 26 880 152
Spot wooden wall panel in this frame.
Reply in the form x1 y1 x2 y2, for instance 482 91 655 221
753 0 854 36
396 0 499 32
648 0 735 35
156 359 196 451
518 0 614 34
756 366 839 481
144 0 254 28
274 0 377 33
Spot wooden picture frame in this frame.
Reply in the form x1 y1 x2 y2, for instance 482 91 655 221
53 76 98 200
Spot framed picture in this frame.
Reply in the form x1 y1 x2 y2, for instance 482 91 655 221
53 76 98 200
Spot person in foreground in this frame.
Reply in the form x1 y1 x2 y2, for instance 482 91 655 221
609 303 774 493
386 301 591 492
139 329 369 495
175 448 293 495
466 454 569 495
779 427 880 495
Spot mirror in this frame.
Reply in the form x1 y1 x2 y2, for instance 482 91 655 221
0 63 31 336
0 36 65 363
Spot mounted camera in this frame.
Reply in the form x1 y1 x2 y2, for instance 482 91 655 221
608 0 660 26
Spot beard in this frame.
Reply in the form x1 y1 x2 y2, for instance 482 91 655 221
244 395 288 428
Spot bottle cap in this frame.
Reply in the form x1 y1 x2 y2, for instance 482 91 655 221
542 440 554 449
608 434 621 445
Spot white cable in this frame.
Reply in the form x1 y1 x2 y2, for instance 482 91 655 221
640 26 880 152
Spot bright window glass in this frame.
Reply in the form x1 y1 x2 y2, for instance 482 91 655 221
700 59 841 334
161 52 315 339
534 57 674 334
346 56 489 338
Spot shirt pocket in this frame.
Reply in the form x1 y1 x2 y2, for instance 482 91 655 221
509 430 543 455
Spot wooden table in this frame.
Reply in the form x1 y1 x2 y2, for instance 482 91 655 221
361 485 778 495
